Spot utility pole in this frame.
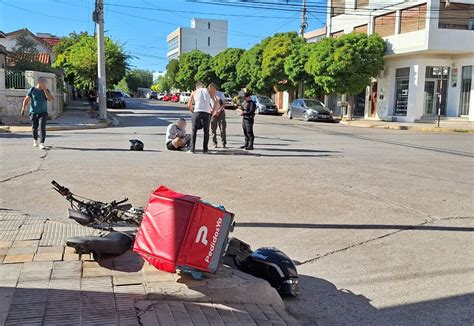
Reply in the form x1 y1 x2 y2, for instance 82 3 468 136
93 0 107 120
297 0 308 98
299 0 308 37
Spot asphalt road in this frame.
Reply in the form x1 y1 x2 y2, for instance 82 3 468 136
1 99 473 325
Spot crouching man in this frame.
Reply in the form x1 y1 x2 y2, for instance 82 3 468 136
166 118 191 151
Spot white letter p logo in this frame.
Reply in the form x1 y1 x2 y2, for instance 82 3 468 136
195 226 208 245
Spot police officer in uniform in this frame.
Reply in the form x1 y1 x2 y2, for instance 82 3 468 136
238 92 256 150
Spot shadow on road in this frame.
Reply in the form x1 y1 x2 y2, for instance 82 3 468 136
51 146 161 153
0 133 62 139
286 274 473 325
208 149 339 158
236 222 474 232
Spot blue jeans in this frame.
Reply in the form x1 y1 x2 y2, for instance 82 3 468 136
30 112 48 143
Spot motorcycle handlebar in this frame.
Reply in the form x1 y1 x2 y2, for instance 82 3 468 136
115 198 129 205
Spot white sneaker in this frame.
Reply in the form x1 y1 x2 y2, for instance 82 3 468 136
33 140 39 147
39 143 45 149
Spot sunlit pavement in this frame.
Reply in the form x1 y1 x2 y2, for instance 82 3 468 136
1 98 473 325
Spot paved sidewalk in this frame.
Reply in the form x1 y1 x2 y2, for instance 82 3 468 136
1 101 118 133
0 211 298 325
340 119 474 133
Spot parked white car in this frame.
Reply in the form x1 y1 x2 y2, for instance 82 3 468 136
180 92 191 104
223 93 235 109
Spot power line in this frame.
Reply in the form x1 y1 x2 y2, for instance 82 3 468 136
0 0 89 22
189 0 471 17
105 2 303 19
107 8 264 39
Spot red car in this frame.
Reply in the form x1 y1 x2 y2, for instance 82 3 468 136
163 94 172 101
171 93 180 102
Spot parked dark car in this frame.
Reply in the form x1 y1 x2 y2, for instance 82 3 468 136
148 91 158 100
252 95 278 115
106 91 126 109
287 99 334 122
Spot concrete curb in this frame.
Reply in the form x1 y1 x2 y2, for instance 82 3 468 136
146 267 285 308
3 111 119 133
7 121 111 132
339 120 474 133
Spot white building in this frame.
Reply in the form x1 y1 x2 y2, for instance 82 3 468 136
166 18 228 60
153 71 165 84
326 0 474 122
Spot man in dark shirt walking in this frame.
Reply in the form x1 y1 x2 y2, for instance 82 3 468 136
238 92 256 150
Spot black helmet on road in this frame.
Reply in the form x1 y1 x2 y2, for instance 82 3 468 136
129 139 144 151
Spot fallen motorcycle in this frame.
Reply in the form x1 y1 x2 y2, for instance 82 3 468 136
52 180 143 230
52 181 299 296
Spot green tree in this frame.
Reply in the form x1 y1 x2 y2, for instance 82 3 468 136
165 59 179 89
53 32 88 57
176 50 213 91
306 32 385 119
236 38 270 94
53 32 129 90
284 42 321 97
261 32 304 92
115 78 130 94
14 30 38 54
151 75 170 92
212 48 245 93
125 69 153 93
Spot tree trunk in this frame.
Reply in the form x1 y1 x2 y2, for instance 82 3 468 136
346 94 355 121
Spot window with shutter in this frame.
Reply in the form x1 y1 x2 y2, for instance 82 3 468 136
374 12 396 37
400 3 427 33
331 0 346 16
439 2 474 30
331 30 345 38
354 24 368 34
355 0 369 9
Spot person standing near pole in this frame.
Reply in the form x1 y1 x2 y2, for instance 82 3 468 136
208 83 227 148
20 77 53 149
187 81 217 154
238 92 256 150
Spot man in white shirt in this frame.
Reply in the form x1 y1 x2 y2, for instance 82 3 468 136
165 118 190 151
208 84 227 148
187 81 217 153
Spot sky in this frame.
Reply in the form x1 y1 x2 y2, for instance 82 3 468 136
0 0 326 72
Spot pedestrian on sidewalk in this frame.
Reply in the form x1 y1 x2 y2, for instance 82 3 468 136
20 77 53 149
238 92 256 150
208 83 227 148
88 87 98 118
187 81 218 154
166 118 191 151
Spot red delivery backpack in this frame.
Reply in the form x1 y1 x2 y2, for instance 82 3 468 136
133 186 234 273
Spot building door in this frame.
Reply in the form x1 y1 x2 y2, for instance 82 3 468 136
424 81 436 115
424 66 449 117
394 68 410 116
370 82 377 117
424 79 448 116
354 91 366 117
459 66 472 116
